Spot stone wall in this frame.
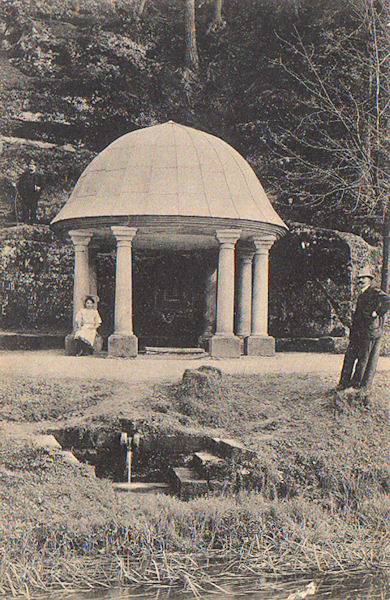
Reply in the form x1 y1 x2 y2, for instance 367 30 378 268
269 223 387 353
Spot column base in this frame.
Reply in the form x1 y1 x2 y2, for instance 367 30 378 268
236 334 249 355
65 332 103 355
65 332 103 356
108 333 138 358
65 333 76 356
209 334 241 358
245 335 275 356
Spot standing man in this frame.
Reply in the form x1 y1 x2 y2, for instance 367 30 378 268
16 160 43 224
337 266 390 392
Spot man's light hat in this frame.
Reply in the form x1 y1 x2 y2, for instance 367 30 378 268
357 266 374 279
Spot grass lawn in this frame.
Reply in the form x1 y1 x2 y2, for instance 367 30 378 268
1 368 390 596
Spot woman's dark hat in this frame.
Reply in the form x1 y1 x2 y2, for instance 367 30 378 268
82 294 100 304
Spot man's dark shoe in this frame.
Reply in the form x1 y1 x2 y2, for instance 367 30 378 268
335 382 348 391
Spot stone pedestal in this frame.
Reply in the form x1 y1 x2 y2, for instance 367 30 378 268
65 332 104 356
108 333 138 358
245 334 275 356
209 334 242 358
65 333 76 356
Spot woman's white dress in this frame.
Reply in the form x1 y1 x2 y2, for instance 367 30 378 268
74 308 102 347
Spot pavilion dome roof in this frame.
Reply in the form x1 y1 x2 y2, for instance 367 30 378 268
51 121 286 232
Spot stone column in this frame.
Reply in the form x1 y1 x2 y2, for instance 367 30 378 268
199 263 217 348
108 226 138 357
88 249 98 296
88 248 103 353
236 249 254 342
65 230 92 354
209 229 241 358
69 230 92 322
245 235 276 356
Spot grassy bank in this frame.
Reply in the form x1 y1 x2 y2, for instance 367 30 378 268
1 370 390 596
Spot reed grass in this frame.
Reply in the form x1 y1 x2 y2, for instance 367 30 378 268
2 469 390 597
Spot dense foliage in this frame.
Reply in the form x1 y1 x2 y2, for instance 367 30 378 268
0 225 73 330
0 0 389 241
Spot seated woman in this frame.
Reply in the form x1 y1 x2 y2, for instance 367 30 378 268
74 296 102 356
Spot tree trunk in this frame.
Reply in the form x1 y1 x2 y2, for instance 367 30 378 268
207 0 225 33
381 199 390 292
292 0 300 16
183 0 199 70
128 0 147 20
213 0 223 21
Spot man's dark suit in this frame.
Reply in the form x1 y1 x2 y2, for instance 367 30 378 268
339 284 390 389
16 168 43 224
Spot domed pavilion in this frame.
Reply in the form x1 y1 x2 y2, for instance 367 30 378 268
51 122 288 358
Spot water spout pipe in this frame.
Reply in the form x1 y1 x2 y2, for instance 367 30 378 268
120 430 142 484
132 431 141 450
127 447 132 484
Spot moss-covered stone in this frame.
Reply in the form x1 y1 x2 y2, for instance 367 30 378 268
0 224 73 330
269 222 386 348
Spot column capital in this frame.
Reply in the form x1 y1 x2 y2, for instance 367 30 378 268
251 234 276 253
215 229 241 247
111 226 138 245
239 248 255 264
69 230 93 247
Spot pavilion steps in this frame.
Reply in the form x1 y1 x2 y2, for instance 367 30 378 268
144 346 207 357
168 437 258 500
170 467 209 501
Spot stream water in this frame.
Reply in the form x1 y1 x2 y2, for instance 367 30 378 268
31 571 390 600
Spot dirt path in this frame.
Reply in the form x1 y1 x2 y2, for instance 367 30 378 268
2 349 390 384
